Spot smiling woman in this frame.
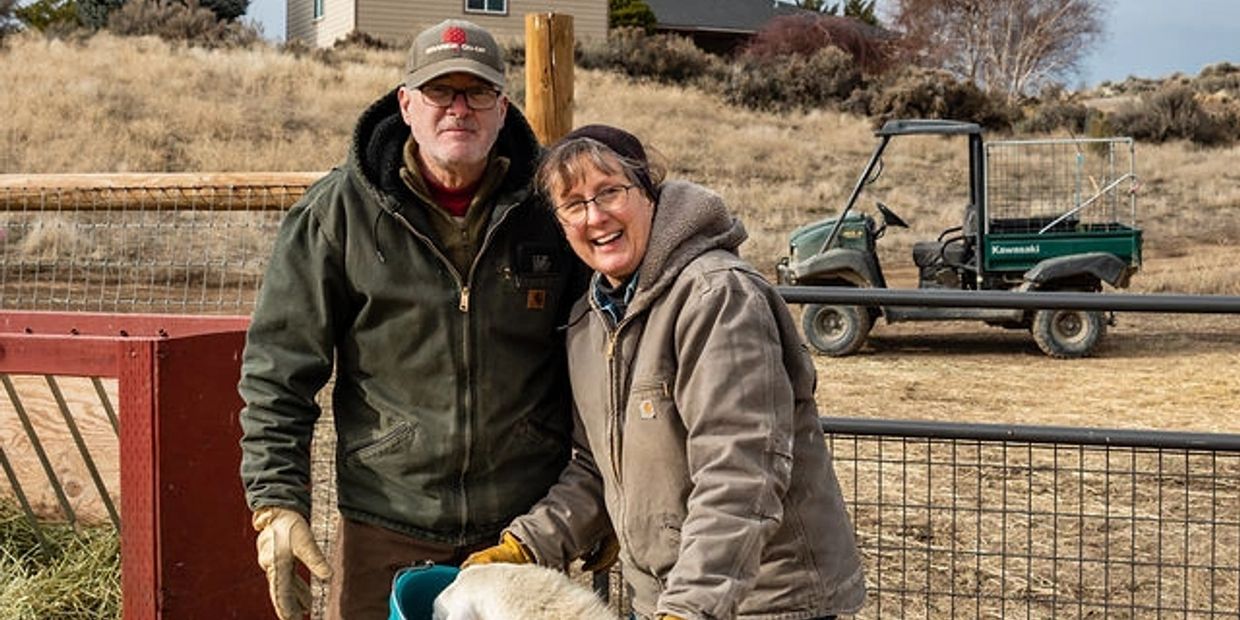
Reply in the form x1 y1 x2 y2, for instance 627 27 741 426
468 124 868 620
537 126 662 287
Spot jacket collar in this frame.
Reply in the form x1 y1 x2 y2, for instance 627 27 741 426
624 180 747 319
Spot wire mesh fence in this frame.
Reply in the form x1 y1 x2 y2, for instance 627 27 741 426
0 173 317 314
824 418 1240 619
984 138 1138 233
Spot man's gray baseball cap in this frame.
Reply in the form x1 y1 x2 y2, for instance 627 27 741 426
405 19 506 91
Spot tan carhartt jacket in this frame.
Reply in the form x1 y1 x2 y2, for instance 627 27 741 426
509 181 865 620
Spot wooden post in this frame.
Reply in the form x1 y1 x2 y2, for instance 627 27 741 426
524 13 574 145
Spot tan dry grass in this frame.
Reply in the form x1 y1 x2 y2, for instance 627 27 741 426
0 33 401 173
0 33 1237 428
3 35 1237 276
1 35 1238 619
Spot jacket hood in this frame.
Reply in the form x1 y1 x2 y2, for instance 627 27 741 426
347 87 543 210
629 180 747 315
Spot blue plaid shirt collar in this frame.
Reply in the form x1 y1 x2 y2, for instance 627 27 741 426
591 273 639 327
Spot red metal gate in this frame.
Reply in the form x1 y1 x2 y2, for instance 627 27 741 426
0 310 265 619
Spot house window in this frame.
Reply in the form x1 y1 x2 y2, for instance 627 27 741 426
313 0 323 19
465 0 507 15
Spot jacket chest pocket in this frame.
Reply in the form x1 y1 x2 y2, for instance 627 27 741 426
503 243 565 311
620 374 684 474
627 377 672 422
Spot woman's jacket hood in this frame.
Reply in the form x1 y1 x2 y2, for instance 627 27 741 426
628 180 748 317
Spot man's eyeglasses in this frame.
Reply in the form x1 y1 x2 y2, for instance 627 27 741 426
418 85 502 110
554 184 635 227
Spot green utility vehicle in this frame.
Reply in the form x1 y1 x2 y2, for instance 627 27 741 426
776 119 1143 358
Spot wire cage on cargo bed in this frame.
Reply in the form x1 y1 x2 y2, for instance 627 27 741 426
983 137 1138 235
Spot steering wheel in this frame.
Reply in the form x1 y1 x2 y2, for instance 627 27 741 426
875 201 910 229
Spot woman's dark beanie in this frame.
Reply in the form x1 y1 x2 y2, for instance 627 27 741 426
560 124 657 199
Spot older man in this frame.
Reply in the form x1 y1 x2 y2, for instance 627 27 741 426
239 19 587 619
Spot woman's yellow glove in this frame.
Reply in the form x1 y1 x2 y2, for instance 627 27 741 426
462 531 533 567
579 532 620 573
657 615 686 620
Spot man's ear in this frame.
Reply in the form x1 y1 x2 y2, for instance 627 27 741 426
397 87 416 126
497 95 509 124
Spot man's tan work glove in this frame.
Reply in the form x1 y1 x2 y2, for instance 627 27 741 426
461 531 533 567
579 531 620 573
253 506 332 620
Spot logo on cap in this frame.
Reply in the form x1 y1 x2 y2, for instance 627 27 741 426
426 24 487 56
443 26 467 45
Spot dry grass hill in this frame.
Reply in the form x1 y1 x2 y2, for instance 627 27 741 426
1 32 1237 435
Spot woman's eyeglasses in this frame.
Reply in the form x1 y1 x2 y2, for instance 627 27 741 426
554 184 635 226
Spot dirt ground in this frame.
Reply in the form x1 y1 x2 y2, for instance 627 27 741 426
811 243 1240 434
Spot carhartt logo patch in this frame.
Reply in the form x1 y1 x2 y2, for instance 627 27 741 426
639 399 656 419
527 289 546 309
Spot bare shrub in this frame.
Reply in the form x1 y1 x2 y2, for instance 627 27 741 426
744 13 894 75
12 0 78 35
576 27 723 86
500 38 523 69
277 36 336 65
867 66 1019 130
106 0 260 48
333 29 391 51
198 0 246 22
1195 62 1240 102
78 0 124 29
1 0 19 44
1108 85 1237 146
1018 100 1090 134
722 46 861 112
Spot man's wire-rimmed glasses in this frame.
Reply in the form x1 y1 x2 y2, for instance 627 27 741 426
418 85 502 110
554 184 635 227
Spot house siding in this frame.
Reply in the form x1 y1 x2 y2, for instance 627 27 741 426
327 0 607 48
287 0 356 45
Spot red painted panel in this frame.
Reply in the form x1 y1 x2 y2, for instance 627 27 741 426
0 334 119 376
1 311 264 619
119 340 159 620
0 310 249 338
149 331 267 619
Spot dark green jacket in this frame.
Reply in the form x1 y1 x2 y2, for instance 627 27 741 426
239 88 584 543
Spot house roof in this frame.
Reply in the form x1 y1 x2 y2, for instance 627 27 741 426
644 0 807 34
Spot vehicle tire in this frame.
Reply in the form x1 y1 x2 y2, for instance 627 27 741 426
1031 309 1107 359
802 304 872 357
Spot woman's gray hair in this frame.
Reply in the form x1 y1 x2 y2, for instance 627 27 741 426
535 128 666 207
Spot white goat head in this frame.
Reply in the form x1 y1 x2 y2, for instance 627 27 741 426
432 564 614 620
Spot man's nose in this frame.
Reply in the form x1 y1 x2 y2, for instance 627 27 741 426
447 92 473 114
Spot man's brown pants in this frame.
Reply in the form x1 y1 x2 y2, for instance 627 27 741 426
324 517 493 619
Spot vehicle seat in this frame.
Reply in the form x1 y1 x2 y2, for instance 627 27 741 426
912 204 977 268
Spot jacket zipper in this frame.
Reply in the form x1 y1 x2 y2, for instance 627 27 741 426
388 201 519 541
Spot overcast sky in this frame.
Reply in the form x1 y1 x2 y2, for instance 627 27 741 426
244 0 1240 86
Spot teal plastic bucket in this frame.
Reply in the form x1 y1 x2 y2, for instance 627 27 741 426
388 563 460 620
